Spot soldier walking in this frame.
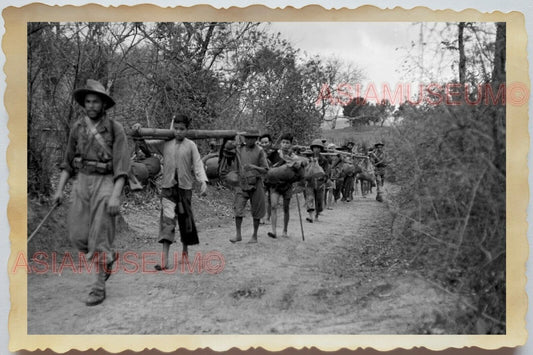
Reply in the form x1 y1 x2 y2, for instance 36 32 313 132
51 79 130 306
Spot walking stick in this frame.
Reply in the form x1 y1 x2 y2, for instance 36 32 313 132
295 193 305 241
27 201 59 243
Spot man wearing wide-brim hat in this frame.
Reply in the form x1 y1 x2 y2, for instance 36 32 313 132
230 128 269 244
52 79 130 306
370 142 386 202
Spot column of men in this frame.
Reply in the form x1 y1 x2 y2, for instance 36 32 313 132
51 79 386 307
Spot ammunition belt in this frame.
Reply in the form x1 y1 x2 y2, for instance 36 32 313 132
73 157 113 175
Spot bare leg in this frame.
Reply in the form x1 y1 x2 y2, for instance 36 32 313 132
230 217 243 243
162 241 170 268
248 218 260 243
282 198 290 237
155 240 171 270
266 190 271 221
326 185 333 209
182 243 188 262
269 191 280 238
261 189 271 224
307 210 314 223
376 174 384 202
304 185 314 223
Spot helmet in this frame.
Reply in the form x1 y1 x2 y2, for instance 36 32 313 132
310 139 325 151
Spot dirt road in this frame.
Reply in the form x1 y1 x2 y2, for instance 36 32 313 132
27 186 458 334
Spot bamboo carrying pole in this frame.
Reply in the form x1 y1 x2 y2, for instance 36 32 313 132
131 128 368 161
132 127 238 140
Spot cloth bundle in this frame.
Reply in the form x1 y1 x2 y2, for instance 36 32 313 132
204 156 219 179
303 158 325 181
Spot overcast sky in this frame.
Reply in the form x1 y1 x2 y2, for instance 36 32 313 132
267 22 457 89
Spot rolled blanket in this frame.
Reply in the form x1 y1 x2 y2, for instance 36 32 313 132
265 165 298 185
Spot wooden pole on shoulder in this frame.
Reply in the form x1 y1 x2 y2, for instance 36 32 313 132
131 127 239 140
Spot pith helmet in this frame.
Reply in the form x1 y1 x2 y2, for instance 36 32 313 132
310 139 325 151
73 79 115 109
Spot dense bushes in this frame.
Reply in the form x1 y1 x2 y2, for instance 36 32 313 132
387 103 505 333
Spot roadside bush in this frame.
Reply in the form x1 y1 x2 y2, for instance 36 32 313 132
387 103 505 333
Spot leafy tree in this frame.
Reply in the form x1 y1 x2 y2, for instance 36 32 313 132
343 96 390 126
389 22 506 331
28 22 340 196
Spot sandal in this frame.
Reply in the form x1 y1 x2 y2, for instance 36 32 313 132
267 232 277 239
306 217 313 223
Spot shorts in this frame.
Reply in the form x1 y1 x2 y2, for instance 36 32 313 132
234 184 266 219
270 184 293 203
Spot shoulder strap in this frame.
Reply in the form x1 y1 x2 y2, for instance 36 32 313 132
84 116 112 157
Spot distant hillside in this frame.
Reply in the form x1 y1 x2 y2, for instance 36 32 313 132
320 125 391 147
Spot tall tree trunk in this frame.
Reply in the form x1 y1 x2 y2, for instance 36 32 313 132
491 22 506 173
458 22 466 85
196 22 216 70
492 23 506 84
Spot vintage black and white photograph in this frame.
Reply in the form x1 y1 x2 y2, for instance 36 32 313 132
25 20 507 336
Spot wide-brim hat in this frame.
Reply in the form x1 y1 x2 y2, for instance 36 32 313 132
73 79 115 109
310 138 325 151
374 142 385 147
239 129 261 138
